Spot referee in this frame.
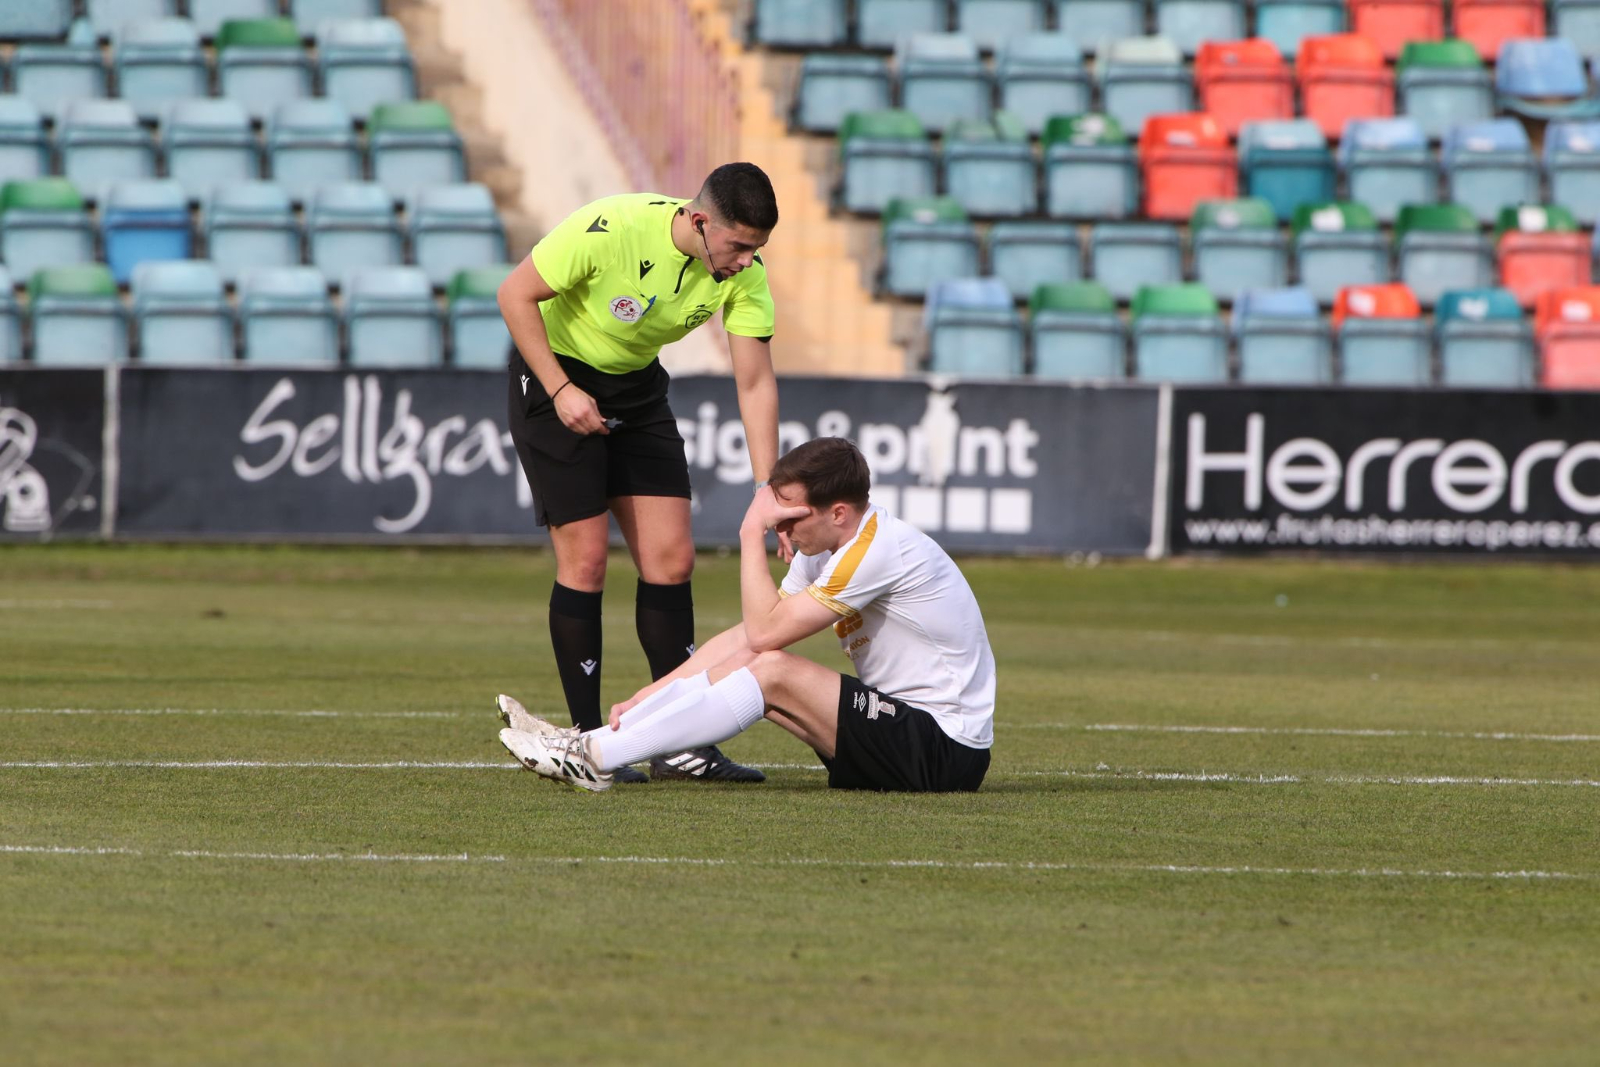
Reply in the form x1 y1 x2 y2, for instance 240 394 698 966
497 162 782 784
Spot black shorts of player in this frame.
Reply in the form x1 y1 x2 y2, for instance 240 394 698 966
821 676 991 793
507 352 692 526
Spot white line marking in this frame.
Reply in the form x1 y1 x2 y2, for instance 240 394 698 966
1010 723 1600 744
0 760 515 769
0 844 502 863
0 708 463 719
0 599 115 610
1039 770 1600 788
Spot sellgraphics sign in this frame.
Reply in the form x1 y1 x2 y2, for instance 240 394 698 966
0 369 105 541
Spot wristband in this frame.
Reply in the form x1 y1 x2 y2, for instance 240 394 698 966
551 380 572 400
753 480 769 495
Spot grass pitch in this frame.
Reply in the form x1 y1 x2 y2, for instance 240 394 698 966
2 544 1598 1064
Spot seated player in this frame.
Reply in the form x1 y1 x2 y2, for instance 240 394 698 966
496 437 995 793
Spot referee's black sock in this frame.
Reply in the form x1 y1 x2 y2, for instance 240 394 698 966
549 582 604 732
635 579 696 681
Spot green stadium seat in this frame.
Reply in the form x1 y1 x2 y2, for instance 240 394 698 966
1043 114 1138 219
879 196 980 298
1190 197 1287 302
448 265 516 368
1395 202 1494 306
369 100 467 204
1130 283 1229 382
29 264 127 366
1292 200 1390 305
217 18 313 121
1029 280 1126 379
943 114 1037 218
838 110 937 214
1396 39 1494 141
0 178 95 281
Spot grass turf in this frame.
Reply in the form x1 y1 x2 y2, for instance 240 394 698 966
2 545 1598 1064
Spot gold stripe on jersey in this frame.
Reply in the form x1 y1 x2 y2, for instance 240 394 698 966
805 585 854 617
818 513 879 598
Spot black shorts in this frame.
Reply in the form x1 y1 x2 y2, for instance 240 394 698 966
507 352 692 527
822 676 991 793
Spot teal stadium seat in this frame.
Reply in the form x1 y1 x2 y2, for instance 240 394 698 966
29 265 126 366
1054 0 1144 49
190 0 278 39
0 0 74 39
308 182 404 281
115 17 207 121
217 18 313 121
858 0 950 50
925 277 1025 376
1044 114 1138 219
880 196 981 298
132 259 234 364
206 182 301 286
838 110 937 214
943 114 1037 218
1553 0 1600 60
754 0 849 47
164 98 261 204
0 178 95 281
318 18 417 122
239 266 339 365
1435 287 1536 386
996 34 1090 136
448 266 516 368
1293 201 1390 304
794 54 892 134
1190 197 1288 302
1155 0 1247 57
1239 118 1336 220
411 183 508 289
1254 0 1346 58
1098 35 1193 135
898 34 992 134
1131 283 1229 382
955 0 1049 53
1089 221 1182 301
0 266 20 363
369 101 467 205
12 23 109 123
290 0 384 36
1029 281 1127 379
101 179 192 284
58 99 156 193
1233 287 1333 383
1339 118 1437 224
989 221 1081 300
1545 122 1600 226
345 266 443 367
89 0 179 39
0 97 50 185
268 99 362 205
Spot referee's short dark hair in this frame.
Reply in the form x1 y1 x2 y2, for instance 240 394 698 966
700 162 779 231
769 438 870 510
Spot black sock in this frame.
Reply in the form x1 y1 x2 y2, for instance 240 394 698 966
636 579 695 681
549 582 604 731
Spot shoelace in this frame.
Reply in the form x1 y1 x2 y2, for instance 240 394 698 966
546 729 606 780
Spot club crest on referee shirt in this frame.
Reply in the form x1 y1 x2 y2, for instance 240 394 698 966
610 295 645 323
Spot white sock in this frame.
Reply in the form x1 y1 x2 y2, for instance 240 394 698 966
586 667 766 772
613 671 709 731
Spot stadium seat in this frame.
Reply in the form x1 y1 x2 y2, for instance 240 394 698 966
1098 36 1193 135
345 266 443 367
101 179 193 285
1453 0 1545 62
1255 0 1346 58
447 265 515 368
1043 113 1139 219
754 0 848 46
88 0 179 39
1395 39 1495 141
1443 119 1539 223
1348 0 1445 60
1435 287 1536 386
1089 221 1182 301
318 18 417 122
163 99 261 205
115 18 206 122
1496 39 1600 120
0 0 73 39
1029 280 1127 379
924 277 1025 375
190 0 278 39
131 259 233 364
943 114 1037 218
897 34 991 133
1155 0 1247 56
793 54 893 134
1194 39 1294 139
1131 283 1229 381
1552 0 1600 60
1233 287 1333 383
1297 34 1394 140
369 101 467 205
1535 287 1600 386
1395 202 1494 306
12 28 109 123
217 18 313 122
1055 0 1144 44
308 182 403 282
1239 119 1336 221
411 183 507 289
1191 197 1288 301
0 266 19 364
1138 112 1236 221
238 266 338 365
290 0 385 35
0 179 95 281
205 181 301 286
58 99 157 193
1333 283 1431 384
996 34 1090 136
837 110 937 214
857 0 950 50
989 221 1081 300
0 97 50 185
879 196 981 298
268 99 363 206
1546 122 1600 226
1293 201 1390 304
1339 118 1437 224
955 0 1049 53
29 265 126 366
1496 204 1591 307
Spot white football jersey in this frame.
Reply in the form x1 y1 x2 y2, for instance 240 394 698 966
781 504 995 749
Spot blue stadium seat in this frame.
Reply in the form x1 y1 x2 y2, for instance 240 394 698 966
58 99 157 194
318 18 417 122
1545 122 1600 226
837 110 937 214
793 54 892 133
1044 113 1139 219
164 99 261 205
290 0 384 36
411 183 507 289
101 179 193 284
1293 201 1391 305
1131 283 1229 382
267 99 362 205
190 0 278 39
1443 119 1539 223
0 179 96 280
1254 0 1346 58
1496 39 1600 120
0 0 74 39
1435 287 1536 386
925 277 1025 375
447 265 515 368
0 266 20 364
345 266 443 367
368 101 467 205
29 265 127 365
1054 0 1144 47
132 259 233 364
996 34 1090 136
205 182 301 286
858 0 950 50
898 34 992 133
1155 0 1247 57
880 196 981 298
1233 287 1333 383
1089 221 1182 301
989 221 1081 300
217 17 313 121
1339 118 1437 224
1191 198 1288 302
1552 0 1600 61
0 97 50 185
12 26 109 123
1098 36 1193 134
1239 119 1336 221
115 18 206 121
955 0 1049 53
943 115 1037 218
239 266 338 365
753 0 849 47
1030 280 1126 379
89 0 179 39
308 182 403 281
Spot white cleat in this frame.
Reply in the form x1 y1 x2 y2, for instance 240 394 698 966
495 694 560 736
498 727 612 793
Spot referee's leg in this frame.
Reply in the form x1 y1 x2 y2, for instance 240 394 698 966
546 515 610 732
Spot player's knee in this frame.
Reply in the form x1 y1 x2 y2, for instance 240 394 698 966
747 649 796 694
558 549 608 589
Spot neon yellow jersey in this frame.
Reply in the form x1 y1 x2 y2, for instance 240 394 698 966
530 193 776 374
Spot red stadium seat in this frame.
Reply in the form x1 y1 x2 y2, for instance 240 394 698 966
1195 39 1295 138
1137 113 1238 220
1348 0 1446 60
1500 233 1592 308
1452 0 1545 62
1331 282 1421 327
1298 34 1395 139
1535 287 1600 387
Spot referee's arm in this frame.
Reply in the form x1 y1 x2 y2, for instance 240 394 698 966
728 332 779 483
497 257 607 436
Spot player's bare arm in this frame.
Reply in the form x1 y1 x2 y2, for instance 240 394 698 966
739 489 831 651
496 257 609 436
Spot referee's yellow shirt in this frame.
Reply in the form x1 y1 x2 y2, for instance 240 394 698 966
530 193 776 374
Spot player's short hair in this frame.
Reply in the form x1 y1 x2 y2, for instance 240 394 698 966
769 437 870 510
699 162 779 231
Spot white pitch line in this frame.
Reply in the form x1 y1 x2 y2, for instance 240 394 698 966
1009 723 1600 744
0 708 464 719
0 844 502 863
0 598 114 610
0 759 514 769
1038 770 1600 788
